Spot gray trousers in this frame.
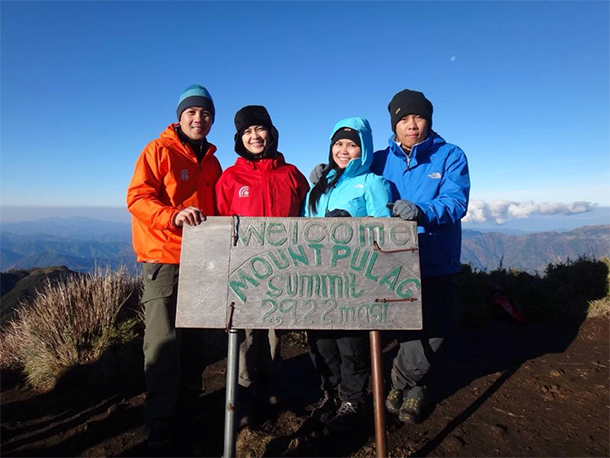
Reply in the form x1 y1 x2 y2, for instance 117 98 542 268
141 263 206 426
391 274 458 390
238 328 280 389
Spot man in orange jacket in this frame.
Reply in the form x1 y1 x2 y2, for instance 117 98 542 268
126 84 222 450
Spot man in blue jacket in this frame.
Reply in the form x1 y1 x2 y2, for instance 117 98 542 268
370 89 470 424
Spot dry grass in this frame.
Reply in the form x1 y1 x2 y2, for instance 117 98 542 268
0 266 142 391
587 256 610 318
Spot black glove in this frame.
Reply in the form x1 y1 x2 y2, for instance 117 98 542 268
309 163 327 185
325 209 352 218
390 200 421 221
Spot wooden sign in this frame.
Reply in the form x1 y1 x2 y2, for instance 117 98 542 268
176 217 422 330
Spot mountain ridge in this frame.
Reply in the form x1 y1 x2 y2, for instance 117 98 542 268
0 217 608 274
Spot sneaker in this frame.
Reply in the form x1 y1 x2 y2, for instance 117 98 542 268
398 385 427 424
327 401 364 434
310 391 340 423
385 386 404 414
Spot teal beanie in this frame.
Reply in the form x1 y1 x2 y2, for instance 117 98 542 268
177 84 215 120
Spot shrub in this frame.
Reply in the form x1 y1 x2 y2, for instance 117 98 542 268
0 266 142 391
459 255 610 326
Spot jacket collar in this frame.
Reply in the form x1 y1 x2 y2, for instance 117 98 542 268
161 124 217 162
387 131 443 166
236 152 287 171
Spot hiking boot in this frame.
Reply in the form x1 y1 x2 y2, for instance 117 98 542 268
327 401 364 434
236 401 253 428
385 386 404 415
398 385 427 424
258 385 282 406
146 420 172 450
310 391 340 423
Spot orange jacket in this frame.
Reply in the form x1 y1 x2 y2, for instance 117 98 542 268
127 124 222 264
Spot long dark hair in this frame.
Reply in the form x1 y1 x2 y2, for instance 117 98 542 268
307 161 345 215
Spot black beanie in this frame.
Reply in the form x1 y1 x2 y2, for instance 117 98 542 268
234 105 273 135
388 89 433 133
331 127 361 147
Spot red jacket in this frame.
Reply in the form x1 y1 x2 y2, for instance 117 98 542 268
127 124 222 264
215 154 309 217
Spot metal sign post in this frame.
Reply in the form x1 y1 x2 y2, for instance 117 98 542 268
369 330 387 458
177 217 422 457
223 326 239 458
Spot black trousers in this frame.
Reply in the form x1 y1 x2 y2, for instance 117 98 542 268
308 330 369 404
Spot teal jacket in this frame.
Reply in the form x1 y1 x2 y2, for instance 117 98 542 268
303 117 392 218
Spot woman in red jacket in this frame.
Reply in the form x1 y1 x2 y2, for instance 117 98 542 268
215 105 309 427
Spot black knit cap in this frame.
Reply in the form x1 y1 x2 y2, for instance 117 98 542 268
388 89 433 133
331 127 361 147
234 105 273 135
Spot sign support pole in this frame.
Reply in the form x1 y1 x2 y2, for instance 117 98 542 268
223 327 239 458
370 330 387 458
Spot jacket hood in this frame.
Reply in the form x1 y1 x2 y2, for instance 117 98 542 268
329 117 374 177
234 125 279 161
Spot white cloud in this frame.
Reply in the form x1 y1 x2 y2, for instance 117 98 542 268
463 200 598 224
450 56 456 62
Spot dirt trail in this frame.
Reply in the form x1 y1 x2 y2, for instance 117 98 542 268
1 318 608 457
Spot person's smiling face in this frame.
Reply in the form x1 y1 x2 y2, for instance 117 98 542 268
180 107 213 141
241 125 269 155
332 139 361 169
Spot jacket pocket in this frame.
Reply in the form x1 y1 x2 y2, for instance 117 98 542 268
141 263 178 303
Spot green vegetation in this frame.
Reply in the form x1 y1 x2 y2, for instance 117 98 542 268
0 266 142 391
458 256 610 326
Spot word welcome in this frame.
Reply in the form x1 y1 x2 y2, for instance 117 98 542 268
237 220 412 248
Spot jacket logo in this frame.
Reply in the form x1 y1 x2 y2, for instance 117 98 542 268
180 169 189 181
238 186 250 198
428 172 442 179
354 184 364 188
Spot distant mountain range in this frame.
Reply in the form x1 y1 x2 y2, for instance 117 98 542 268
462 225 610 273
1 217 136 272
1 217 608 274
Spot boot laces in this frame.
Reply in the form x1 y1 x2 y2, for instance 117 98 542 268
335 401 358 417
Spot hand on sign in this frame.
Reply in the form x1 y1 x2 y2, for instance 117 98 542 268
174 206 206 227
309 163 327 185
389 200 421 222
325 208 352 218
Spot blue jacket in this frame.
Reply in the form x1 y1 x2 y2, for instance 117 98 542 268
371 132 470 277
303 117 392 218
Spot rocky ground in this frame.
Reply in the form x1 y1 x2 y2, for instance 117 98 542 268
1 317 608 457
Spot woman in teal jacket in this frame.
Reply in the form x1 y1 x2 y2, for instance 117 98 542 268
303 117 391 219
303 117 392 434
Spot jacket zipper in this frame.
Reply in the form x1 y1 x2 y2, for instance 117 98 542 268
405 150 412 171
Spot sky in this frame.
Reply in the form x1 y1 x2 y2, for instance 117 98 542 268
1 1 609 230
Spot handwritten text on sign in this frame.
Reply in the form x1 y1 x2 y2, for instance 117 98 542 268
176 217 422 330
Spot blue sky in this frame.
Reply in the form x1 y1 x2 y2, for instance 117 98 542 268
1 1 609 229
